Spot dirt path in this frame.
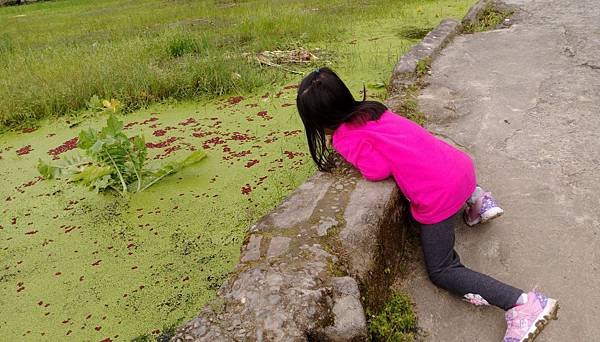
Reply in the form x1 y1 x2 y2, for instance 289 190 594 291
400 0 600 340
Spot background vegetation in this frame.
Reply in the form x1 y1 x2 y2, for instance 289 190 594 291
2 0 467 130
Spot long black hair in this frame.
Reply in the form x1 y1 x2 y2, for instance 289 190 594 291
296 67 387 171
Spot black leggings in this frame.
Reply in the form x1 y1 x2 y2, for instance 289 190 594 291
420 212 523 311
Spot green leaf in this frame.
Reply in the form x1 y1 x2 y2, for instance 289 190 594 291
179 150 207 167
92 175 113 191
130 135 147 190
90 140 105 155
71 165 113 185
366 81 386 89
87 95 102 110
37 159 59 179
158 150 206 174
78 128 98 150
139 151 207 192
103 114 123 137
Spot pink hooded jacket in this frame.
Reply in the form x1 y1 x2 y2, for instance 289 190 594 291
332 110 476 224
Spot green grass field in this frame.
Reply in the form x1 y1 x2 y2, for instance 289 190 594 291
3 0 468 130
0 0 474 340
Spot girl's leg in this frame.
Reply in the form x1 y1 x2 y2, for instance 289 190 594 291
420 212 522 311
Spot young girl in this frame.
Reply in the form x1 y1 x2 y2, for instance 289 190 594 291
296 67 558 342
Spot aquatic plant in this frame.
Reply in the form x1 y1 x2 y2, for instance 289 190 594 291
37 114 206 196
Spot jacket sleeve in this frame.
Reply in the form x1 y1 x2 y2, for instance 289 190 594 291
335 139 392 181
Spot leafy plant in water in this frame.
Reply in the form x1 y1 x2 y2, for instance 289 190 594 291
86 95 122 113
38 114 206 196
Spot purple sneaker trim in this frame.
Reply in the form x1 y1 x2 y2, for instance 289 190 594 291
480 192 499 214
504 338 520 342
535 290 548 308
465 191 504 226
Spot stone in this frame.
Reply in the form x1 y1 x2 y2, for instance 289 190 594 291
240 235 262 262
315 217 339 236
265 173 334 230
389 19 461 92
340 179 399 280
266 236 291 259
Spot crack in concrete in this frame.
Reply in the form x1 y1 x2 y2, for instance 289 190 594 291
580 62 600 70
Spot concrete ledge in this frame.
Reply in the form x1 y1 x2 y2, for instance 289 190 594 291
389 19 462 93
172 164 409 341
462 0 489 25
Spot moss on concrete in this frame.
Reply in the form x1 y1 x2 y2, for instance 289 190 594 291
367 292 418 341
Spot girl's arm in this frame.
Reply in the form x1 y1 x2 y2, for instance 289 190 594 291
336 139 391 181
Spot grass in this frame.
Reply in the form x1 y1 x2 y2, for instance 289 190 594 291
415 57 432 78
2 0 472 131
392 84 428 126
368 292 419 341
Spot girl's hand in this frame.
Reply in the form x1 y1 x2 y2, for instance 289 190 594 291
324 128 334 149
325 134 333 149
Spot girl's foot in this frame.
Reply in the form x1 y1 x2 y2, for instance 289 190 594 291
503 289 559 342
464 192 504 226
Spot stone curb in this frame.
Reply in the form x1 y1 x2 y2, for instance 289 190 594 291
388 0 519 95
388 19 461 94
462 0 489 26
172 164 406 341
172 2 499 341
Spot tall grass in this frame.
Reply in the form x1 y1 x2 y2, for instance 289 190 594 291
0 0 472 129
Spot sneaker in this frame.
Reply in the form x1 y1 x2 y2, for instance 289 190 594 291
464 192 504 226
503 289 559 342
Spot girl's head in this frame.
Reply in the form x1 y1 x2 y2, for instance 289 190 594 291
296 67 387 171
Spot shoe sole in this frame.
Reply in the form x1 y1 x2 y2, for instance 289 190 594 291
480 207 504 224
521 299 559 342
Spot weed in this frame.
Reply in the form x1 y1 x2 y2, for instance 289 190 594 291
327 259 347 277
397 26 433 40
394 85 427 126
415 57 431 78
368 292 418 342
156 324 179 342
463 3 513 33
130 322 180 342
130 334 153 342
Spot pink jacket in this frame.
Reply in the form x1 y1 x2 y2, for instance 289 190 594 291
332 110 476 224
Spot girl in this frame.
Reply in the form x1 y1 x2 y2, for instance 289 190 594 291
296 67 558 342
